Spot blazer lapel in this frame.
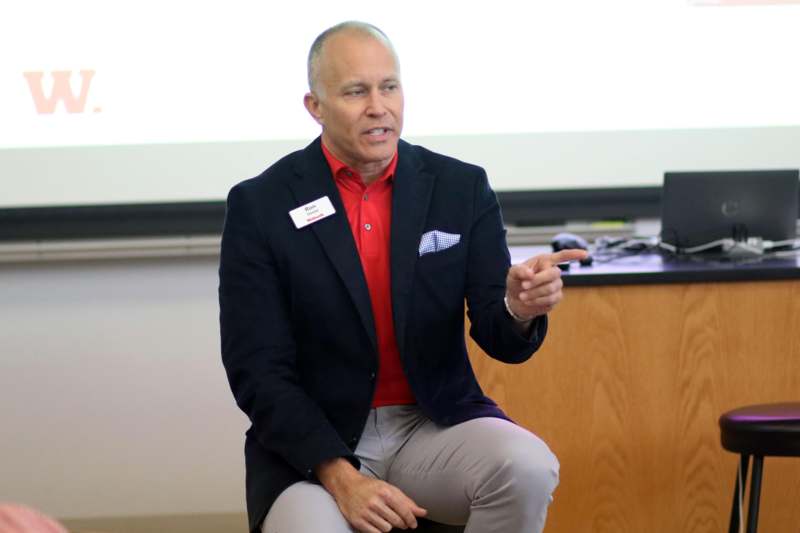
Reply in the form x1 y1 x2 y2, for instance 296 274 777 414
391 141 435 359
288 138 378 353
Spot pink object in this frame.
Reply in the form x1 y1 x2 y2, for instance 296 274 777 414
0 504 67 533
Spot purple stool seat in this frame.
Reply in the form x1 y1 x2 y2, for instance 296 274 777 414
720 402 800 456
718 402 800 533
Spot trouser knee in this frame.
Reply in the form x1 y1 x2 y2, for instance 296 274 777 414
479 442 560 506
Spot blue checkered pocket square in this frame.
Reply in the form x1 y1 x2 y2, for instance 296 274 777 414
418 230 461 257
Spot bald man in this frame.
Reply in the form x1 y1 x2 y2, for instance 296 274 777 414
219 21 586 533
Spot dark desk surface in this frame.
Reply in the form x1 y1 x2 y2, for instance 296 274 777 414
510 246 800 286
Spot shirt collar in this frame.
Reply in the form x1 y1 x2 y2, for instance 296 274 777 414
321 142 398 185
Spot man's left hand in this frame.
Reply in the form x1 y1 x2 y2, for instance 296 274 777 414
505 249 588 321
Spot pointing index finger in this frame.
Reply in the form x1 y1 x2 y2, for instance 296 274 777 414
545 249 589 267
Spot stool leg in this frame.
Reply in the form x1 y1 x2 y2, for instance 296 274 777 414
729 454 750 533
745 455 764 533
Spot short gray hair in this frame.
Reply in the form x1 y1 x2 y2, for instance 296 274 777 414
307 21 398 93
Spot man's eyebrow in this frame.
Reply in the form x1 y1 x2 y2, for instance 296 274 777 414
339 77 399 90
341 80 367 90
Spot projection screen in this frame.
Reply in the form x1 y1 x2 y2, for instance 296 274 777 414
1 0 799 210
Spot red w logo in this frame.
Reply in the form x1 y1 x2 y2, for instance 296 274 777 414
23 70 97 114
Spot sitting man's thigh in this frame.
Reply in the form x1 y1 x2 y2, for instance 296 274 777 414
387 416 559 526
261 481 353 533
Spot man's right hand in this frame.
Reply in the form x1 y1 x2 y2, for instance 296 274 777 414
316 458 427 532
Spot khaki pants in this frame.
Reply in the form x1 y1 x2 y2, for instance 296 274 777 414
262 405 558 533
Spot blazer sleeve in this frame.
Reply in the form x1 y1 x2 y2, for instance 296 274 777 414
464 170 548 363
219 183 357 479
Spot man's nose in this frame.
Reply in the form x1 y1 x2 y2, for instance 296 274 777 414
365 89 387 116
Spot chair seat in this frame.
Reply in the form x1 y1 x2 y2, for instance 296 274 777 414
719 402 800 457
393 518 464 532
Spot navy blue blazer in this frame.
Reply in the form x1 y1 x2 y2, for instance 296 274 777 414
219 137 547 532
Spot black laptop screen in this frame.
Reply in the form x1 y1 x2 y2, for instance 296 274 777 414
660 169 799 250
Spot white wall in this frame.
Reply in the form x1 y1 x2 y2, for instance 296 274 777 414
0 256 249 519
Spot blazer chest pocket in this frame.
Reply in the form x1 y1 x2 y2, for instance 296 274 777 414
418 230 461 257
416 230 466 276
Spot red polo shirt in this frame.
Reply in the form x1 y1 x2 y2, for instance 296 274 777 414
322 143 416 408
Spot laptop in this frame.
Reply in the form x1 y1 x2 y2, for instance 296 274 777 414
660 169 799 252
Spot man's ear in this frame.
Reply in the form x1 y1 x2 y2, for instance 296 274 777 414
303 92 324 126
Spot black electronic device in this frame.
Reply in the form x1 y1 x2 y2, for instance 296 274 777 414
551 232 588 252
550 232 593 267
660 169 799 252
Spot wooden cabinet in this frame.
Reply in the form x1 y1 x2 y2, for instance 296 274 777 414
468 280 800 532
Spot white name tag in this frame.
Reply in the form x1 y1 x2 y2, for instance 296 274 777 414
289 196 336 229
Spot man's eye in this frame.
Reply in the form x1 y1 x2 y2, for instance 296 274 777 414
383 83 399 92
345 89 365 96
